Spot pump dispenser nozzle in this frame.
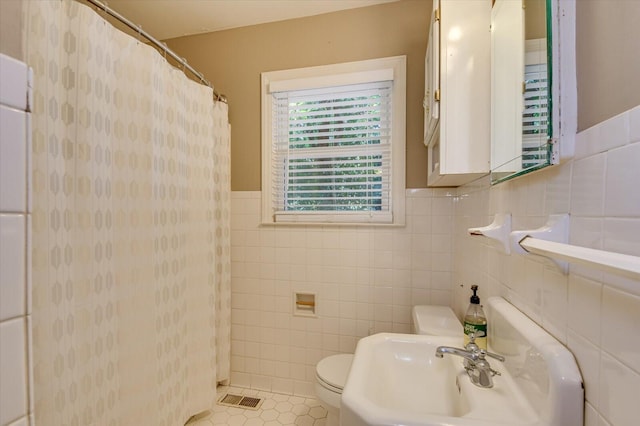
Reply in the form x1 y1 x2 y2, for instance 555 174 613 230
470 285 480 304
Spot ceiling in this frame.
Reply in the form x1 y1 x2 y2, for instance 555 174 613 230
102 0 399 41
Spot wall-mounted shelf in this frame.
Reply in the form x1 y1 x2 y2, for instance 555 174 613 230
510 214 570 273
519 237 640 282
468 213 512 254
470 213 640 284
510 214 640 283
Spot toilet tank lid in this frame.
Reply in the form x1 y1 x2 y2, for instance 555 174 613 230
412 305 462 336
316 354 354 390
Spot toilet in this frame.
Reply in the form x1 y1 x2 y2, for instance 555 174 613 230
315 353 353 426
314 305 462 426
411 304 462 336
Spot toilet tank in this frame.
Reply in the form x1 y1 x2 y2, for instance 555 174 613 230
411 305 462 336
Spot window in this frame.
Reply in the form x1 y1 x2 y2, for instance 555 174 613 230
261 56 406 225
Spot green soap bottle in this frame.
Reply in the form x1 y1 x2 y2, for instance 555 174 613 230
463 285 487 350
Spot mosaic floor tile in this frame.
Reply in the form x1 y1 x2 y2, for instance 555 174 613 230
189 386 328 426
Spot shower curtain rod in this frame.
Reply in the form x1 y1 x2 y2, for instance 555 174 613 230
83 0 227 103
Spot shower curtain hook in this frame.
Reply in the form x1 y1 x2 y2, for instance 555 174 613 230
182 58 187 71
162 42 168 60
136 24 142 43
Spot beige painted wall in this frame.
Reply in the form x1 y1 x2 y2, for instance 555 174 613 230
525 0 546 40
0 0 24 60
167 0 432 191
576 0 640 131
8 0 638 183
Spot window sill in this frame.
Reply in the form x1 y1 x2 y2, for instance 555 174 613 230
259 220 406 228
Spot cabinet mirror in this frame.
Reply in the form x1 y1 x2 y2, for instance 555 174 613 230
490 0 554 184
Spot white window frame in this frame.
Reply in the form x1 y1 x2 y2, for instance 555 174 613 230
261 56 406 225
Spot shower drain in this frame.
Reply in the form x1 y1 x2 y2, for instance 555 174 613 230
217 393 264 410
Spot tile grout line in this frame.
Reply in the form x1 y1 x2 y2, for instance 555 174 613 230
188 386 327 426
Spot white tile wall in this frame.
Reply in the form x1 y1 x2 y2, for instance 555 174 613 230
0 54 28 111
0 106 27 213
0 318 28 425
454 105 640 426
0 53 32 426
0 214 26 319
230 189 455 395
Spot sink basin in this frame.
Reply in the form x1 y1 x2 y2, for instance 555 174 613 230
341 297 584 426
354 334 470 418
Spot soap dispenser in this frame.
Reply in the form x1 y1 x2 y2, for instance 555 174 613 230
463 285 487 349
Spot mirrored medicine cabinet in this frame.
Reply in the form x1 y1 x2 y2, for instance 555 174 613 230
423 0 575 186
490 0 575 184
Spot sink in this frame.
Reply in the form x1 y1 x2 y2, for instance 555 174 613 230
355 334 470 418
341 333 538 426
341 297 584 426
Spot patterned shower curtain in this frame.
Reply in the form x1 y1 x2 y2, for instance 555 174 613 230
25 0 231 424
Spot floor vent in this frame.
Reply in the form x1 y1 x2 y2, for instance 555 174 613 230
217 393 264 410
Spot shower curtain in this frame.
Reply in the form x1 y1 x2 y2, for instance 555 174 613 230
25 0 231 424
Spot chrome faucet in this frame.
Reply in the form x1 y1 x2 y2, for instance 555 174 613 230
435 334 505 388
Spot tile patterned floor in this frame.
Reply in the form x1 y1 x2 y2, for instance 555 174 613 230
188 386 328 426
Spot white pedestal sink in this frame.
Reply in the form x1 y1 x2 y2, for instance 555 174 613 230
341 297 583 426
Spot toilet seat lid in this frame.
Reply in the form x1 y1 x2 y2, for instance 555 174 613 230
316 354 353 391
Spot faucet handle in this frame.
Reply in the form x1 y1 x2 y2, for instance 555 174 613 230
478 349 505 363
465 332 480 352
466 333 505 362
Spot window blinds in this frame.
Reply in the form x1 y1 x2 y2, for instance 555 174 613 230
271 81 393 223
523 63 548 136
522 63 549 168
